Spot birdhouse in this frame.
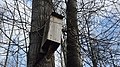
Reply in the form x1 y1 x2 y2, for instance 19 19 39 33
41 12 64 53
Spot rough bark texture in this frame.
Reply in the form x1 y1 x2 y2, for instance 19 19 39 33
91 45 98 67
27 0 55 67
66 0 82 67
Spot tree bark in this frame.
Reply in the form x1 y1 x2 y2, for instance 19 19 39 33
27 0 54 67
66 0 82 67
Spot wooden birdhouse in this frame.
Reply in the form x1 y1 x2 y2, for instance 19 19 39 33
41 12 64 53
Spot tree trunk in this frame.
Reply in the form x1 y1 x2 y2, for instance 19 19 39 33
91 48 98 67
27 0 55 67
66 0 82 67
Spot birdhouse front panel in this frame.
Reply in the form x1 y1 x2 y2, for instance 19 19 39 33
47 16 62 43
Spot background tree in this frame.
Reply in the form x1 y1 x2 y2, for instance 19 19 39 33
66 0 82 67
0 0 31 67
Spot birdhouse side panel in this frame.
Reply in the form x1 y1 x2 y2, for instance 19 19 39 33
40 19 50 53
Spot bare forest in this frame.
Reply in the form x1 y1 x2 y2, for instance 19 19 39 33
0 0 120 67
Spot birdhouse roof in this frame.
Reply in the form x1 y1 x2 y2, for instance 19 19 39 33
51 12 64 19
